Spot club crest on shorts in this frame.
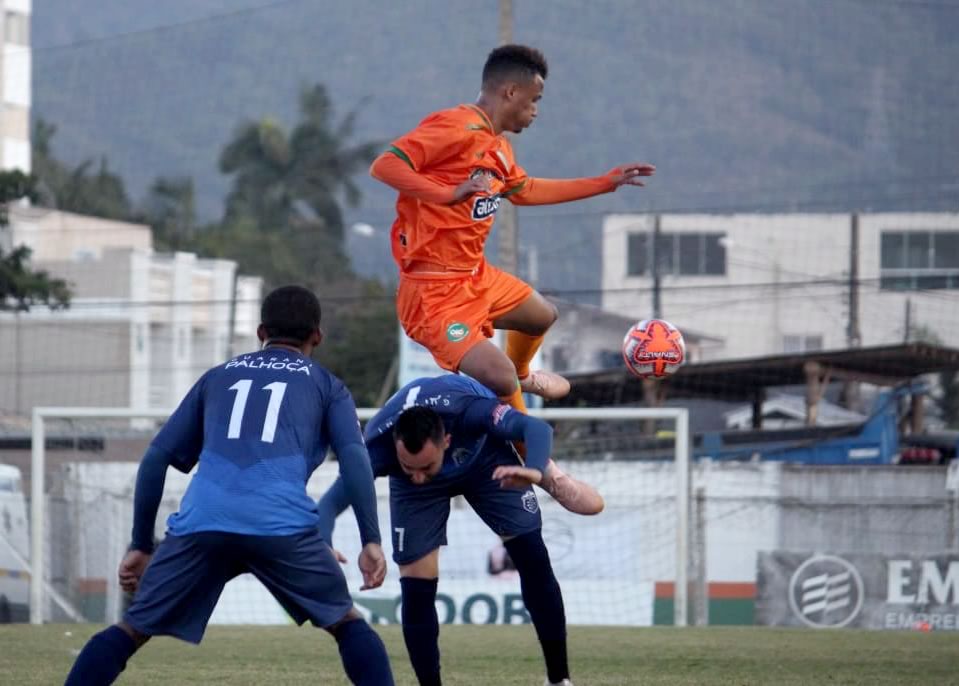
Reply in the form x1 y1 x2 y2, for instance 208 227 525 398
521 490 539 514
446 322 469 342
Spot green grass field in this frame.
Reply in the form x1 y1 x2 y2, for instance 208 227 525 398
2 624 957 685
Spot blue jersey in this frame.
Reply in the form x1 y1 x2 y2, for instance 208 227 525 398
153 349 365 537
364 375 525 478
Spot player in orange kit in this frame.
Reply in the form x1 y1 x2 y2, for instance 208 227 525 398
370 44 655 516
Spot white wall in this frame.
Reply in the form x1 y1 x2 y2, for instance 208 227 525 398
602 212 959 359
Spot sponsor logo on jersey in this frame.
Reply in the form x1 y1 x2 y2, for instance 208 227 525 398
472 194 501 220
225 356 311 375
521 490 539 514
446 322 470 342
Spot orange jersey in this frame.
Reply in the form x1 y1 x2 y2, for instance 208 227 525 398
387 104 528 273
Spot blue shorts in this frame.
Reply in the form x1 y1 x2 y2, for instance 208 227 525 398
123 529 352 643
388 447 542 565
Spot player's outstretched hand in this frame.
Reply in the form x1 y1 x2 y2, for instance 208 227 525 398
492 465 543 489
118 549 152 593
448 175 492 204
606 162 656 189
358 543 387 591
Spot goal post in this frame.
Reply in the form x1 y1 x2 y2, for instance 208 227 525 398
29 405 691 626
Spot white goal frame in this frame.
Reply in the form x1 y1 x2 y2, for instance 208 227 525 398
30 405 690 626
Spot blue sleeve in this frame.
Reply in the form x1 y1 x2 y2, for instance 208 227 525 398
366 435 395 477
130 445 176 553
316 477 351 543
323 380 366 456
461 399 552 474
316 380 381 545
336 443 381 546
316 443 387 543
151 374 206 473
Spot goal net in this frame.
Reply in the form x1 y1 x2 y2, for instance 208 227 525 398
27 406 691 627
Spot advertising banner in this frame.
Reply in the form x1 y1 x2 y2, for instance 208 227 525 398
757 551 959 630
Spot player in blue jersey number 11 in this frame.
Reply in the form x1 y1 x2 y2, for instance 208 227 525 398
64 286 395 686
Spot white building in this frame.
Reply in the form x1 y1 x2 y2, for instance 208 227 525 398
0 206 262 414
602 212 959 360
0 0 31 173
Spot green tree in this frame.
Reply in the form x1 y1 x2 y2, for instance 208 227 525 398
0 170 71 311
141 176 197 252
218 84 379 286
315 280 398 407
32 118 132 220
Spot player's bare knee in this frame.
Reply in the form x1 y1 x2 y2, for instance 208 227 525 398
475 360 520 397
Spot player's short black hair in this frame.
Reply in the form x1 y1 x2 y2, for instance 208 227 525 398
482 44 548 87
393 406 446 454
260 285 321 344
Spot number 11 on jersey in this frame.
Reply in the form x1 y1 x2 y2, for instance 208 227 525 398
227 380 288 443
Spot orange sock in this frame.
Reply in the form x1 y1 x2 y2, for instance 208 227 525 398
501 383 528 414
505 331 545 380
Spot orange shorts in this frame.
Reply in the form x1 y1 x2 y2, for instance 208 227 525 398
397 261 533 372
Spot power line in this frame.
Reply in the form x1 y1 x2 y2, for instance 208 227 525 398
24 0 309 55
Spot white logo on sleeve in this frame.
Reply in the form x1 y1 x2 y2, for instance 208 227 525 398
491 404 511 426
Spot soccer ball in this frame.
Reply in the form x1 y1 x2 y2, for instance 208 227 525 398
622 319 686 379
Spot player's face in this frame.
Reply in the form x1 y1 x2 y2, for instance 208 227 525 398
396 435 450 485
504 74 544 134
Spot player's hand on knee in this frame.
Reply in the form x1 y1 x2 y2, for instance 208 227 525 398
492 465 543 489
332 548 348 564
358 543 387 591
118 550 152 593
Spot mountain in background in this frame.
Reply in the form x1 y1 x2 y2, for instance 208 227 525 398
31 0 959 299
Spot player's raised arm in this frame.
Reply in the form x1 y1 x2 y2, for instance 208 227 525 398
507 162 656 207
370 151 460 205
370 110 485 205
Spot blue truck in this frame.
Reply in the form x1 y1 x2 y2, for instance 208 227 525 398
695 384 957 465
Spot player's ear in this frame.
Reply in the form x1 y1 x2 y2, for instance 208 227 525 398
311 327 323 347
256 324 268 345
443 434 452 450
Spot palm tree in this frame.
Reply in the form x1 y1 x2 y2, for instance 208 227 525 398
218 84 379 285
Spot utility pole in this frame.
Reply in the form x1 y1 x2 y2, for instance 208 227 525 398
652 215 662 318
847 213 861 348
496 0 519 275
843 213 862 410
904 298 913 343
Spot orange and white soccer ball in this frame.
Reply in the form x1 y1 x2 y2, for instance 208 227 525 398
622 319 686 379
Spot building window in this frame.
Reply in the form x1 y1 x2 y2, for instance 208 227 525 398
627 232 726 276
4 12 29 46
880 230 959 290
783 335 823 354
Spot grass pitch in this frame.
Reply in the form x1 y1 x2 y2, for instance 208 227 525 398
2 624 957 685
